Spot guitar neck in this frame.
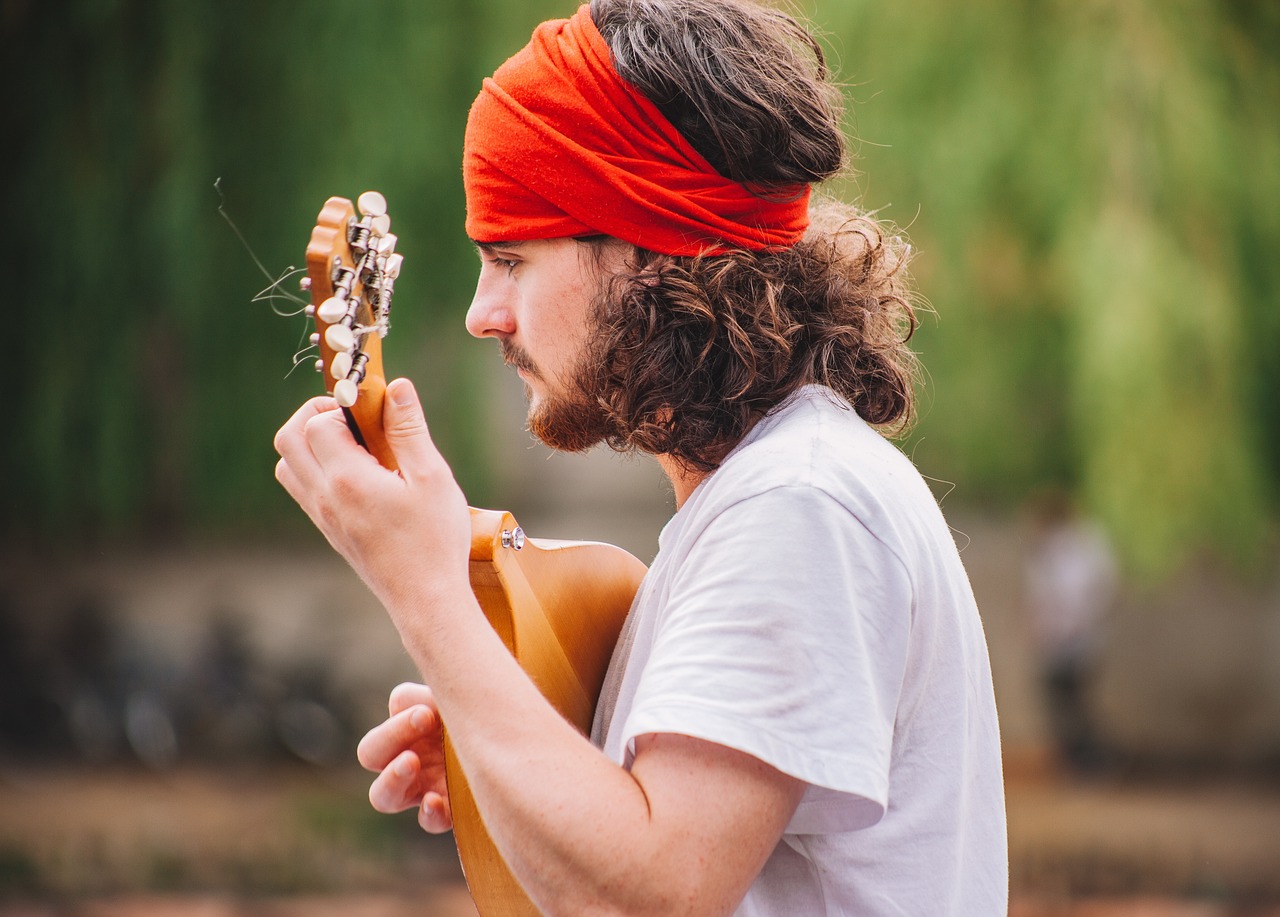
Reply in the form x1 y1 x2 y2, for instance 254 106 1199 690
303 192 401 472
341 372 396 471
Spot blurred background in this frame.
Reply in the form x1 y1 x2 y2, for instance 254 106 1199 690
2 0 1278 914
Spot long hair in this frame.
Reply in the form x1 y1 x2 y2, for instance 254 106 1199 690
585 0 919 471
585 200 918 471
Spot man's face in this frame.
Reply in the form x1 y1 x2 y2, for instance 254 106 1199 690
465 236 629 450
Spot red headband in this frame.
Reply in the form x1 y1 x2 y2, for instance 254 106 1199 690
463 4 810 256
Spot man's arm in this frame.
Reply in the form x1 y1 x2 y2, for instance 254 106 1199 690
275 379 803 916
361 680 803 915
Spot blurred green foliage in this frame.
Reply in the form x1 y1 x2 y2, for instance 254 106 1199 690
2 0 567 544
817 0 1279 576
3 0 1277 578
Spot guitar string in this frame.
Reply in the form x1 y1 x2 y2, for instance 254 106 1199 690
215 177 325 380
249 268 311 319
219 180 395 383
214 177 310 315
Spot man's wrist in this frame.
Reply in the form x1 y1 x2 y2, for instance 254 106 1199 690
385 576 485 663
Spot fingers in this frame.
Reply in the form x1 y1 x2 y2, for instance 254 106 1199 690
362 685 453 832
303 403 382 475
273 396 348 499
366 751 453 831
382 378 447 487
276 381 441 489
356 701 440 773
273 395 339 458
419 789 453 834
368 749 424 814
364 715 454 834
356 682 439 774
360 695 440 820
275 393 387 486
389 682 437 716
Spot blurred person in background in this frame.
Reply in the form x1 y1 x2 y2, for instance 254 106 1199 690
274 0 1008 913
1025 489 1119 776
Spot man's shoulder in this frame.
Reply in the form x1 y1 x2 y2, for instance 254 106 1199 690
669 386 945 561
714 386 913 502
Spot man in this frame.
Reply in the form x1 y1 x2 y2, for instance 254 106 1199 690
274 0 1008 913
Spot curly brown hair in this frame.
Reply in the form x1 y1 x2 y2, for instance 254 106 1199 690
584 199 919 472
571 0 920 471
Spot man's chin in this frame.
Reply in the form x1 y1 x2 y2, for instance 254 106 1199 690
527 397 609 454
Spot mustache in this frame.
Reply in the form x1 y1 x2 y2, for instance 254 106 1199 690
500 339 540 376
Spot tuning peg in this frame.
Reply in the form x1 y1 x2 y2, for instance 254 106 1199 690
317 296 347 324
334 378 358 408
314 359 324 372
299 276 312 293
325 323 355 352
371 213 391 236
357 191 387 218
385 253 404 280
376 232 398 255
330 350 353 381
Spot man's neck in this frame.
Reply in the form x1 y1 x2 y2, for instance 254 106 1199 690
655 454 708 509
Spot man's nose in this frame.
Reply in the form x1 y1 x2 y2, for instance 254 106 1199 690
465 270 516 340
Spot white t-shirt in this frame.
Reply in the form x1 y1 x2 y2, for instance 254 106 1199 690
592 386 1007 915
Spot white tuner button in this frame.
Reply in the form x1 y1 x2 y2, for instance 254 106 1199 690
325 323 355 352
330 350 353 380
376 232 398 255
371 213 391 236
385 253 404 279
318 296 347 324
334 378 359 408
357 191 387 218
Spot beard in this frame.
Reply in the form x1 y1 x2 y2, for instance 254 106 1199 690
501 336 616 453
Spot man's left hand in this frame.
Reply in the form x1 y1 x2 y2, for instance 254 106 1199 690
272 377 472 616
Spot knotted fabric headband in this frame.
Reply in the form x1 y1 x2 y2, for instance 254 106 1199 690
463 4 811 256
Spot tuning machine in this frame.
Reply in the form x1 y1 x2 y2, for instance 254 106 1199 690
357 191 387 220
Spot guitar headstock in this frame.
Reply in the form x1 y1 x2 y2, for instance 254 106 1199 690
301 191 404 469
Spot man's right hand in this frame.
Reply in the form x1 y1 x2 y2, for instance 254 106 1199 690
356 682 453 833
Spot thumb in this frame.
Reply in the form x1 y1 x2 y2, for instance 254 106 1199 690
383 378 440 475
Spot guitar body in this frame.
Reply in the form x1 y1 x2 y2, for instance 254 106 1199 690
299 194 647 915
454 510 646 916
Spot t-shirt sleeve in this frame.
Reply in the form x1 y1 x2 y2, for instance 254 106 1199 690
619 484 913 834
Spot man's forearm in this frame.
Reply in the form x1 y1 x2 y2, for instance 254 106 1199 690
389 585 688 914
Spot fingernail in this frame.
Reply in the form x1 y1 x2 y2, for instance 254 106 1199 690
390 378 415 406
410 706 430 730
393 754 412 778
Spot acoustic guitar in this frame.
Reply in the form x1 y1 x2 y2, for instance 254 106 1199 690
301 193 646 916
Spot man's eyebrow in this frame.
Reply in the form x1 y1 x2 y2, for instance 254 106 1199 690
472 240 527 254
